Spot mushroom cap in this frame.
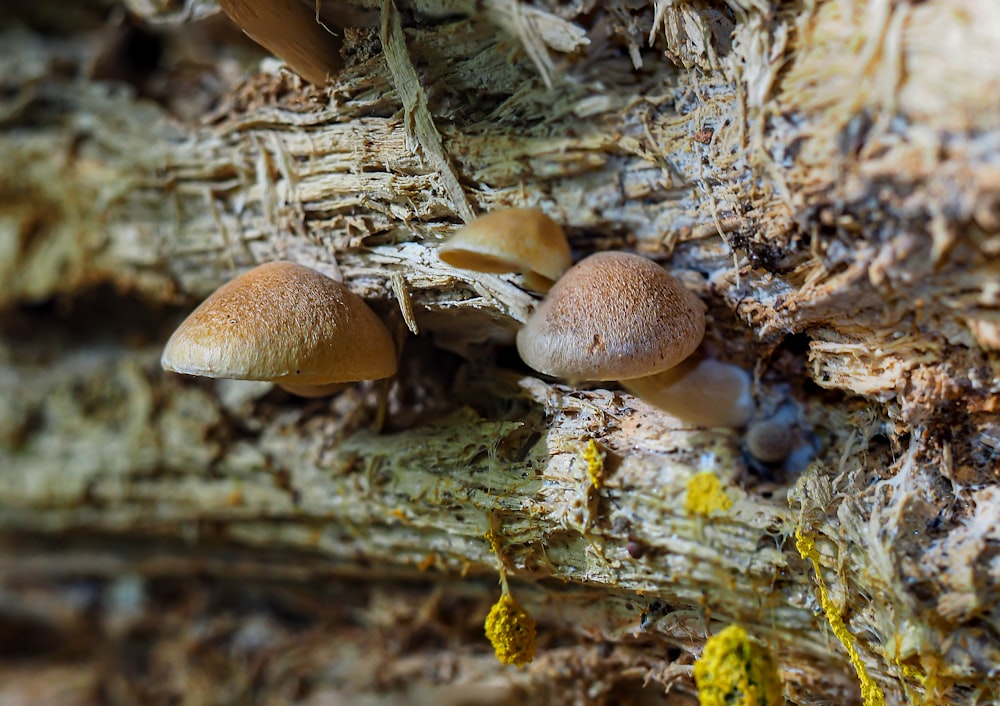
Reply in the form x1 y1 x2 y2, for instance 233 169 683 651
217 0 343 86
162 262 396 385
438 208 572 289
516 251 705 381
746 419 796 463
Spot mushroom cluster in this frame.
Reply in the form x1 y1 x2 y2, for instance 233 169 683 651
159 213 763 672
163 209 754 424
162 261 396 397
435 208 755 428
514 251 752 428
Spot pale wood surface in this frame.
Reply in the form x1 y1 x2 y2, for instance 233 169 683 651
1 0 999 703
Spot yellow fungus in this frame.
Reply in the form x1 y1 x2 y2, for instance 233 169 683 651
896 659 925 686
483 517 539 667
685 472 733 516
484 593 537 667
694 624 783 706
484 528 501 555
795 528 885 706
417 552 437 571
226 485 244 507
582 439 606 489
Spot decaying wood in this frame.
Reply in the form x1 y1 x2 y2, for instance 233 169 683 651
1 0 999 703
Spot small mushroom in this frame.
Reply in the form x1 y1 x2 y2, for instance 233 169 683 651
745 404 804 465
516 251 752 427
161 261 396 397
745 419 795 463
438 208 572 292
218 0 343 86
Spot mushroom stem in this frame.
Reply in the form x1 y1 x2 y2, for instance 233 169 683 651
277 381 349 398
521 271 557 293
218 0 343 85
621 356 754 428
372 376 392 433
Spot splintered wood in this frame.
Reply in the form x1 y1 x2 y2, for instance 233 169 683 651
1 0 999 704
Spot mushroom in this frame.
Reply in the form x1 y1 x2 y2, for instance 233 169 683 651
745 419 795 463
218 0 343 86
745 404 805 465
438 208 572 292
516 251 704 379
161 261 396 397
516 251 752 427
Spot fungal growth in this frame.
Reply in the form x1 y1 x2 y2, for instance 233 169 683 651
693 624 783 706
685 471 733 517
484 592 537 667
161 261 396 397
745 417 796 464
744 404 817 473
438 208 572 291
516 251 753 427
217 0 343 85
483 523 537 667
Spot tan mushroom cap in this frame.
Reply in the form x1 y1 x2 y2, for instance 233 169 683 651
162 261 396 386
516 251 705 382
438 208 572 291
218 0 343 86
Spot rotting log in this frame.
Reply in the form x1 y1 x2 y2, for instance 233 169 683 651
1 0 999 704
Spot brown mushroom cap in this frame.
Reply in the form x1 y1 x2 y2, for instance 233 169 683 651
516 251 705 381
746 418 796 463
162 262 396 385
218 0 343 86
438 208 572 291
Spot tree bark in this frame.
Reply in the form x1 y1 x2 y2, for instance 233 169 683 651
1 0 998 704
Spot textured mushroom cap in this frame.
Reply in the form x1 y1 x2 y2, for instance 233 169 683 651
162 262 396 385
438 209 571 288
516 252 705 381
